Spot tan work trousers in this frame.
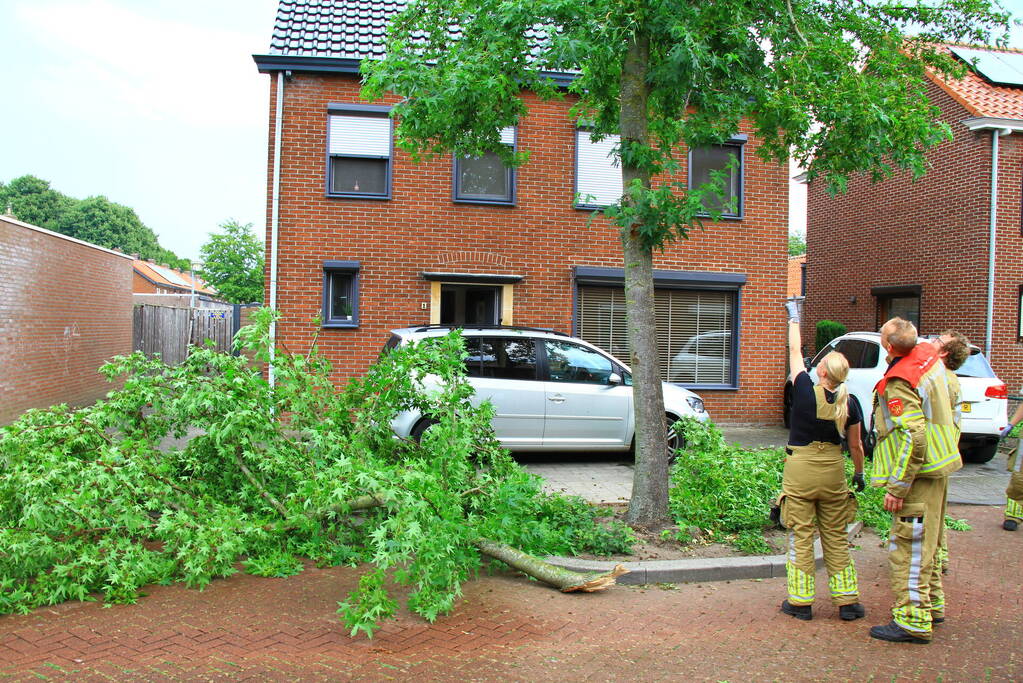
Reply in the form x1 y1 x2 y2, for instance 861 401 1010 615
1006 447 1023 522
888 475 948 639
781 442 858 606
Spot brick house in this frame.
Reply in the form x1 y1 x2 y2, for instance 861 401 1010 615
253 0 791 423
132 259 215 298
804 44 1023 393
0 215 133 424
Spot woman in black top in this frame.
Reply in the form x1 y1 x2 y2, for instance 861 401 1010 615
779 302 866 622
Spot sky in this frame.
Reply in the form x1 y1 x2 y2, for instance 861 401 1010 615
2 0 1023 260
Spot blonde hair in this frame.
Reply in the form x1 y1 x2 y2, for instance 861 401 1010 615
820 351 849 433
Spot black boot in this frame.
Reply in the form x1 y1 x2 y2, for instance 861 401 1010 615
1004 519 1019 531
781 600 812 621
839 603 865 621
869 621 929 644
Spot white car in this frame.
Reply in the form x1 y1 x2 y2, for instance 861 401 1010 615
384 325 710 454
785 331 1008 463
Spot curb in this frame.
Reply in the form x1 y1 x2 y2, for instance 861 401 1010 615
547 521 864 585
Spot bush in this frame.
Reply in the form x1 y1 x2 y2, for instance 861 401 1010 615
815 320 847 353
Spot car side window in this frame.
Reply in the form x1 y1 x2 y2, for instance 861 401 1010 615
462 337 484 377
479 338 537 380
544 340 614 384
834 339 868 369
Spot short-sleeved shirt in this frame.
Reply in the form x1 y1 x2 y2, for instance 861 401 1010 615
788 371 863 447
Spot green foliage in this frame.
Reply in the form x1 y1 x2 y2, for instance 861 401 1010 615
943 515 972 532
668 420 784 546
788 232 806 257
815 320 847 353
0 311 628 636
0 174 188 269
198 220 265 304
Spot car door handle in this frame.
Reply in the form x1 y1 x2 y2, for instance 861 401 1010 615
548 394 566 404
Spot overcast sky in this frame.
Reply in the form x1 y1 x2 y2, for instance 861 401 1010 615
2 0 1022 261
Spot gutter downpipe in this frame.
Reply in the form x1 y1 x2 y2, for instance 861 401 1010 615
986 128 1012 357
269 70 285 387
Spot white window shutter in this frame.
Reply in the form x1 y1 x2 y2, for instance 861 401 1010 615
329 115 391 157
575 131 622 206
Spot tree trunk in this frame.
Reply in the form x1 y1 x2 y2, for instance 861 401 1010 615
474 539 629 592
619 28 670 528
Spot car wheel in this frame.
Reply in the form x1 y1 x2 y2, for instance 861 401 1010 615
410 417 439 443
666 413 684 463
783 381 793 428
962 441 999 464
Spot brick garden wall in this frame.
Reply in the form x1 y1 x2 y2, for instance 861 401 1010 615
263 73 791 423
804 80 1023 393
0 216 134 424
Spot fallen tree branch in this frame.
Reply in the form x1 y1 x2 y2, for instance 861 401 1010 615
474 539 628 592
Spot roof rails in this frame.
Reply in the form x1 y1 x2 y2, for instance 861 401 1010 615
411 324 570 337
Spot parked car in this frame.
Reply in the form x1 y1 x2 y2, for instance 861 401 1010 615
384 325 710 455
784 331 1008 463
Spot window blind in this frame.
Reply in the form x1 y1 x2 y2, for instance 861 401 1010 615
329 115 391 157
577 286 734 385
575 131 622 207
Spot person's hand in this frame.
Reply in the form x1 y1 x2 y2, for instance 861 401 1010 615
883 493 904 513
785 300 801 324
852 472 866 492
1001 423 1016 438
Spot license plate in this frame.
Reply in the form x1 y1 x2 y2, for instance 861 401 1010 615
961 403 972 413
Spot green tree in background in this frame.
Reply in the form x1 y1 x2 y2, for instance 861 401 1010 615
1 174 189 269
0 176 73 231
788 232 806 256
362 0 1007 527
198 220 265 304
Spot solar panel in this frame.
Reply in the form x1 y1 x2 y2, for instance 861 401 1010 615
150 264 192 288
950 46 1023 87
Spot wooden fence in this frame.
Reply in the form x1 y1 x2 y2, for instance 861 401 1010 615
133 305 236 365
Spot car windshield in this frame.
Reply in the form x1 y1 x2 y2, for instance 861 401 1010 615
956 350 996 379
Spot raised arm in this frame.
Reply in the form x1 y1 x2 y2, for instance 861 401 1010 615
786 302 804 382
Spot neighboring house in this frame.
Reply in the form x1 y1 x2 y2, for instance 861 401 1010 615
805 44 1023 392
787 254 806 299
0 214 133 425
132 259 215 298
252 0 791 422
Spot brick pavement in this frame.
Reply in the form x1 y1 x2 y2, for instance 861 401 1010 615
1 504 1019 681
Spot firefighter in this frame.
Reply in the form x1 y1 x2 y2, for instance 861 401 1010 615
869 318 961 644
779 302 866 622
1001 399 1023 531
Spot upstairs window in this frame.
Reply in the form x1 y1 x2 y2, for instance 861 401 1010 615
575 130 622 208
327 106 391 198
689 141 744 218
454 127 515 204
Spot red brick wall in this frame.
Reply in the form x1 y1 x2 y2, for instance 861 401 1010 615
0 217 134 424
805 79 1023 393
264 73 791 423
787 255 806 298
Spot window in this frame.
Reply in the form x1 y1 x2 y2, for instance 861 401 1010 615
575 129 622 208
873 286 921 331
689 142 744 217
454 128 515 204
576 285 738 387
478 338 537 381
544 340 614 385
440 284 501 325
1019 285 1023 342
322 261 360 327
833 339 879 369
327 106 391 198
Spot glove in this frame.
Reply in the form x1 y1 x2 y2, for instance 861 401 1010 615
785 300 801 323
852 472 866 492
1001 424 1016 438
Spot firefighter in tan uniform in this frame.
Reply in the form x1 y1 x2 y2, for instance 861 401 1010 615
1001 398 1023 530
869 319 962 645
780 302 866 622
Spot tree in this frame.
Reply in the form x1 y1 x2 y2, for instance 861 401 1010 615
198 220 265 304
360 0 1008 527
788 232 806 256
0 315 631 635
0 175 74 231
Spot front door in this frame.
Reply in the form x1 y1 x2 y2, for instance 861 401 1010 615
441 284 501 325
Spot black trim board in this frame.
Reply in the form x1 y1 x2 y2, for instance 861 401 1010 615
573 266 746 290
422 272 523 284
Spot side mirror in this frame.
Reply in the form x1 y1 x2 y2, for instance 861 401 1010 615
607 372 623 386
803 357 812 371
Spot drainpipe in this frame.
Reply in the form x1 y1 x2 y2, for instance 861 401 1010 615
268 70 285 387
985 127 1012 357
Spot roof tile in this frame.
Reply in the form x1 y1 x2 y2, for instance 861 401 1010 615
929 44 1023 120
